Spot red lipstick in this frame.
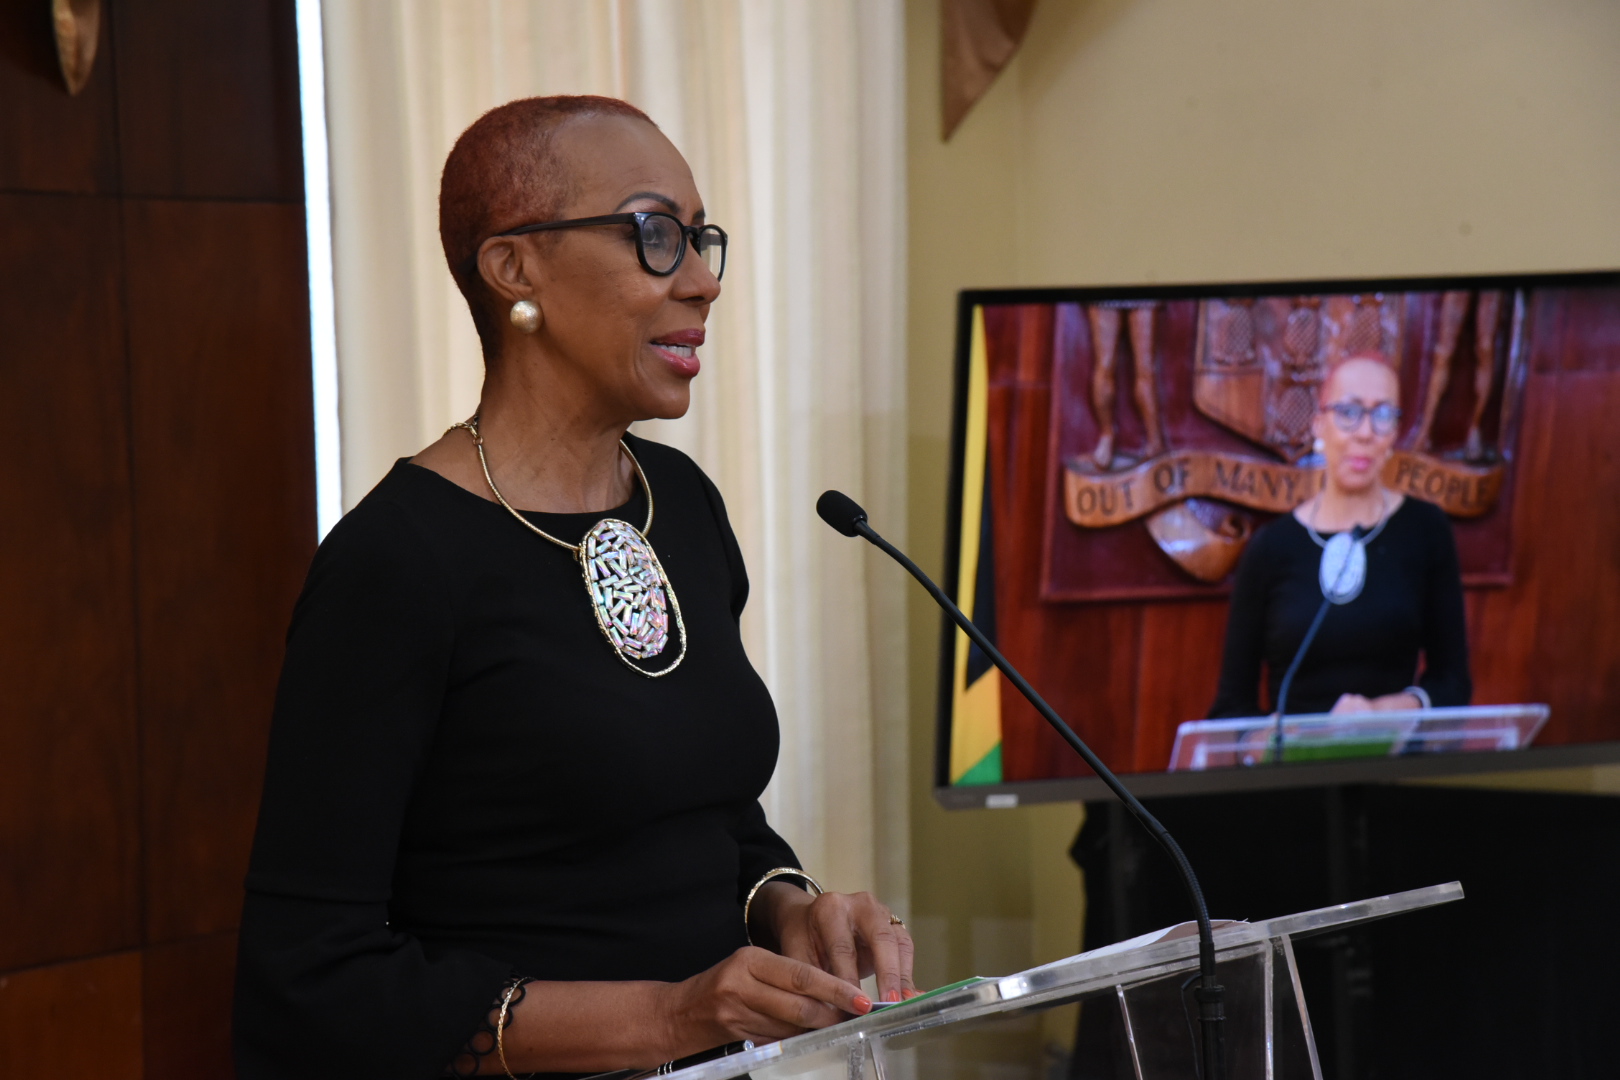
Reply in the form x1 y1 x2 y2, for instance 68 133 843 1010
649 328 704 378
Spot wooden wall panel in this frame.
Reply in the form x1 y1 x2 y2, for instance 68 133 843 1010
0 951 144 1077
1549 287 1620 373
1525 371 1620 737
987 306 1146 779
1 4 311 1074
0 3 119 194
112 0 303 201
1133 602 1229 772
142 933 237 1078
1004 605 1142 780
1471 370 1620 743
126 198 315 943
1468 374 1556 711
0 193 142 970
1461 289 1620 747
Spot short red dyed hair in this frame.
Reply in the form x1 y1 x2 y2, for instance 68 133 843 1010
439 95 657 358
1320 352 1400 404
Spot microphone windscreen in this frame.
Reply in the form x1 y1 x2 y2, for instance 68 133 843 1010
816 490 868 536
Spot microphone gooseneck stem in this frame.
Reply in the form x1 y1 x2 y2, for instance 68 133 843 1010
1270 596 1332 765
850 519 1227 1080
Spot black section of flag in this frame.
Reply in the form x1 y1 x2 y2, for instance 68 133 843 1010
966 463 997 685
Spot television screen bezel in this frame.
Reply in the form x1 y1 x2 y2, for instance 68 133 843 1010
934 269 1620 809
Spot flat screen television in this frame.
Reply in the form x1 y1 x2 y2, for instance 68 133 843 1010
935 270 1620 808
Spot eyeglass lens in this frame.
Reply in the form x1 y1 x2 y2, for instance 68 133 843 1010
1328 401 1399 435
637 214 726 279
693 228 725 278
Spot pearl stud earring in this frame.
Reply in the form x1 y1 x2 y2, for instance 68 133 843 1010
510 300 540 334
1313 437 1326 453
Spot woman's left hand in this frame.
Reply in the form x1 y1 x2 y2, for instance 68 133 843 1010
1369 691 1425 711
1331 691 1424 714
750 884 917 1004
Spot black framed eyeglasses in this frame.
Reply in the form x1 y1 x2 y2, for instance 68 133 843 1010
498 212 727 280
1323 399 1401 436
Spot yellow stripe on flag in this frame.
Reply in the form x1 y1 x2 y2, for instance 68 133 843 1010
949 307 1002 784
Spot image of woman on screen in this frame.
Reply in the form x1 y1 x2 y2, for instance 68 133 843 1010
232 97 913 1080
1206 354 1472 720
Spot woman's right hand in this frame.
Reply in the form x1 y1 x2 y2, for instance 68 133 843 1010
656 945 871 1054
1330 693 1374 714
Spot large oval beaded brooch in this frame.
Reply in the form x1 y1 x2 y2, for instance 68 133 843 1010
582 517 687 675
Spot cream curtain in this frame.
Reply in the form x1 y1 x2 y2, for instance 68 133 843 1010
321 1 909 907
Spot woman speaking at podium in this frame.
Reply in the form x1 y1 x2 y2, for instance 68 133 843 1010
234 97 912 1079
1207 354 1472 720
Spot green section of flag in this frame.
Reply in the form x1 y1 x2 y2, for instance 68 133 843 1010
955 743 1002 786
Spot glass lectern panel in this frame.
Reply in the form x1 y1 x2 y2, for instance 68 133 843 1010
655 884 1460 1080
1114 945 1267 1080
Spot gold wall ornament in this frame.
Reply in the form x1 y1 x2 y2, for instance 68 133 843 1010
52 0 102 95
941 0 1038 139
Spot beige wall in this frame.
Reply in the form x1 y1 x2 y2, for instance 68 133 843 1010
904 0 1620 1069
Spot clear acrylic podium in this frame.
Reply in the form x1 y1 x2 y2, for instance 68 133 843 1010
659 882 1463 1080
1168 704 1550 771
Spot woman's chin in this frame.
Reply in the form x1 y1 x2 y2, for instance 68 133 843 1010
1333 465 1380 492
623 361 697 422
640 388 692 422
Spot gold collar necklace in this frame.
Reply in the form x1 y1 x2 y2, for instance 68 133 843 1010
452 416 688 678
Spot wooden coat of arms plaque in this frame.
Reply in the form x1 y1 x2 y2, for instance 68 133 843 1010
1038 289 1525 601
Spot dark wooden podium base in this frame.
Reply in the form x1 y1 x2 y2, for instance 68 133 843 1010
1069 784 1620 1080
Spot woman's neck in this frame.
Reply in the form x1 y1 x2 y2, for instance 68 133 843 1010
408 346 637 514
472 358 636 514
1306 483 1391 534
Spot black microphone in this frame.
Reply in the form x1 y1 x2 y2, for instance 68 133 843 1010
816 490 1227 1080
1270 523 1369 764
816 489 868 537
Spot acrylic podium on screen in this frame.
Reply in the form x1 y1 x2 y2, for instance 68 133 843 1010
1168 704 1550 772
650 883 1462 1080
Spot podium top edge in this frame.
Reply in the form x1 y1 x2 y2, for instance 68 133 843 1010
1250 880 1464 940
1185 702 1548 735
1007 882 1464 990
1179 705 1548 734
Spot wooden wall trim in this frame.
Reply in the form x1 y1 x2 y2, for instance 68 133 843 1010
0 951 144 1077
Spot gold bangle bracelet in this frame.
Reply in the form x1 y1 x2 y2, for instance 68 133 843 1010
495 978 531 1080
743 867 824 945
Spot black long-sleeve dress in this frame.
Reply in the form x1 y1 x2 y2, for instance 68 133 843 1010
233 435 799 1080
1207 497 1472 719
